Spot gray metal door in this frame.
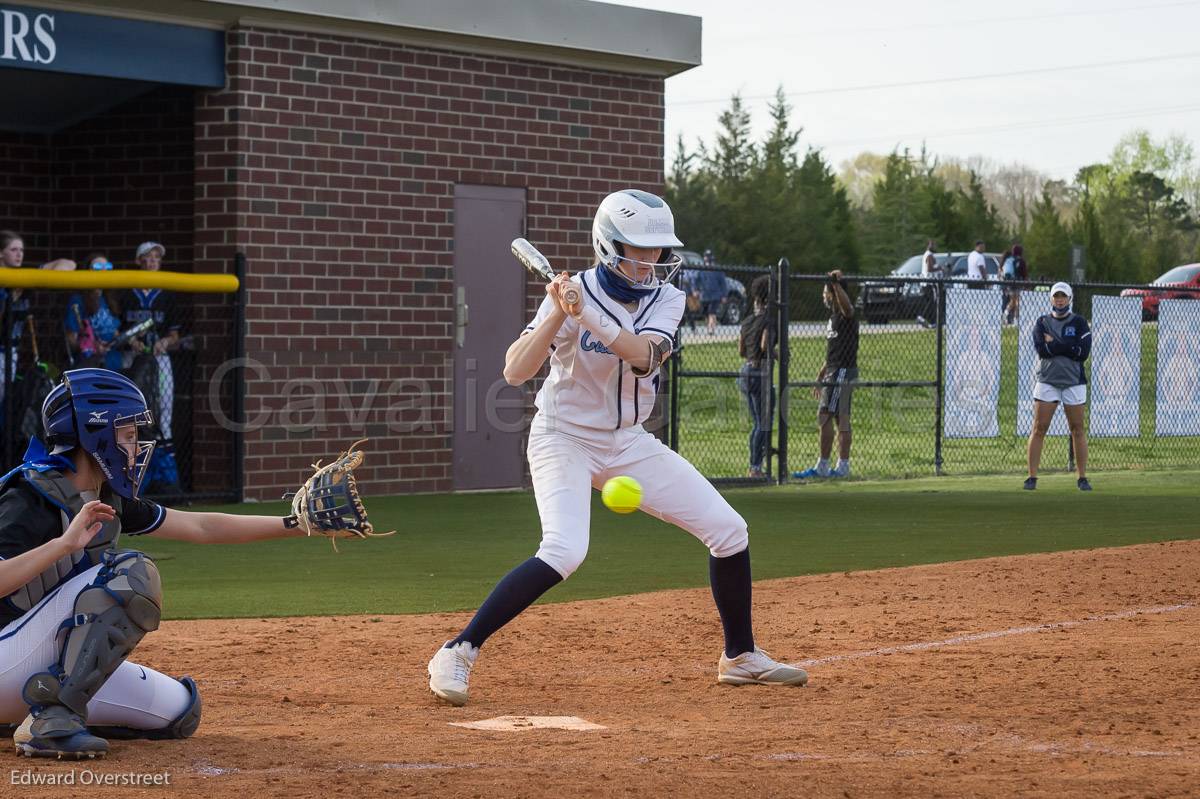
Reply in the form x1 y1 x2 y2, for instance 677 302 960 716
452 184 526 490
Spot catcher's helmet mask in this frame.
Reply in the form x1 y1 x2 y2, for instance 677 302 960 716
41 368 157 499
592 189 684 292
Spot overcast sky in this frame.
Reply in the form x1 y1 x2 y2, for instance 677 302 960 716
608 0 1200 181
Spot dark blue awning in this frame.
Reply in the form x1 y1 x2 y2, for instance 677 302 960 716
0 4 225 87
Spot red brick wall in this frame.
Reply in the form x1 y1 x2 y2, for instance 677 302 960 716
195 26 667 499
0 86 196 270
0 133 51 260
50 86 196 271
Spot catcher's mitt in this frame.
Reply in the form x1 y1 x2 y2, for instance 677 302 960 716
283 439 395 551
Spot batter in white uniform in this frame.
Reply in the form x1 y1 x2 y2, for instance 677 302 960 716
427 189 808 706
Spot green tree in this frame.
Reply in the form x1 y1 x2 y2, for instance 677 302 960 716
922 171 966 252
1023 187 1072 278
709 93 756 182
667 88 857 272
956 170 1009 253
1070 193 1118 283
741 88 802 264
1121 171 1195 280
1067 156 1197 283
860 151 929 270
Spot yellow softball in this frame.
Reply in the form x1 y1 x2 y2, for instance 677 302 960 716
601 475 642 514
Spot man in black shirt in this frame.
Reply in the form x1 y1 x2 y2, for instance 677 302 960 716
794 270 860 480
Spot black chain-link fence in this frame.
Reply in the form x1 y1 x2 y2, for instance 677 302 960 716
669 262 776 481
2 266 242 503
669 262 1200 483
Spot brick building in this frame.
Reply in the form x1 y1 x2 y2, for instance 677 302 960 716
0 0 700 499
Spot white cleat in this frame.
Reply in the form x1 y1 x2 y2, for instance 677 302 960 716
428 641 479 706
718 647 808 686
13 713 32 751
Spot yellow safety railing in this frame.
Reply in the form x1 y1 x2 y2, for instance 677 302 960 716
0 268 238 293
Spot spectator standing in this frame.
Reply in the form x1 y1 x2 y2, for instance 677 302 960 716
921 239 941 278
1 231 75 436
917 239 942 329
1 232 32 403
967 239 988 286
1025 282 1092 492
793 270 860 479
680 264 701 331
697 249 725 335
1003 244 1028 324
63 254 124 370
737 275 776 478
122 242 182 494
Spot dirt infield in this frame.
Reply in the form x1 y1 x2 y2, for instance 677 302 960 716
10 540 1199 798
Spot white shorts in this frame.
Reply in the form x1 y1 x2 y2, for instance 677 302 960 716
1033 382 1086 406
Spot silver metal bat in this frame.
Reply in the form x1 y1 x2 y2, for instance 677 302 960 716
511 238 579 305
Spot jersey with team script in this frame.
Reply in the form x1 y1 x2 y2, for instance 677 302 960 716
522 268 685 431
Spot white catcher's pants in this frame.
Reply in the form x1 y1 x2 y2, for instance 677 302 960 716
0 564 191 727
529 416 749 578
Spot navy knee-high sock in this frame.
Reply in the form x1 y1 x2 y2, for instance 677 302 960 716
709 547 755 658
449 557 563 649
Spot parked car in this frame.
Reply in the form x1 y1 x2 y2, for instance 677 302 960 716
859 253 946 324
1119 263 1200 320
947 253 1002 282
858 252 1002 324
676 249 747 325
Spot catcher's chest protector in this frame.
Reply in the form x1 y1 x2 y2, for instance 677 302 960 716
1 469 123 615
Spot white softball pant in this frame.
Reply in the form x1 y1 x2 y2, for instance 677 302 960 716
529 417 749 579
0 564 191 727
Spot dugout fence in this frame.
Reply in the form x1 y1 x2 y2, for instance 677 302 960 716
668 263 1200 483
1 259 245 504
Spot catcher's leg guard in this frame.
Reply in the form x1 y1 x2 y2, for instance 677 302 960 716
20 551 161 757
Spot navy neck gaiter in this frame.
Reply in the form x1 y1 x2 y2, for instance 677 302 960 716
595 262 646 304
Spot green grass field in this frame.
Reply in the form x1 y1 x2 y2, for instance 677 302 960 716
141 469 1200 620
676 321 1197 479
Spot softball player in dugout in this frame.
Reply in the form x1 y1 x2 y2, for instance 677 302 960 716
428 189 808 706
0 369 310 760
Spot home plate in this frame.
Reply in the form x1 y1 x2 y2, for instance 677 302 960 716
449 716 606 732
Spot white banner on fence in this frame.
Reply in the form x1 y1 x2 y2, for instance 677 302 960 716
1090 296 1142 438
1156 299 1200 436
1016 291 1068 436
944 287 1000 438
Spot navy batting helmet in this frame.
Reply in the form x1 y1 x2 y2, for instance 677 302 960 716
42 368 156 499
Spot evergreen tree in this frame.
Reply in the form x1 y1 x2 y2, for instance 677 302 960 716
668 89 858 272
1024 187 1072 278
861 151 926 270
922 173 966 252
956 170 1009 252
670 103 1197 283
1070 195 1115 283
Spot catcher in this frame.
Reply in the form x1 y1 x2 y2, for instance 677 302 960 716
0 367 388 759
